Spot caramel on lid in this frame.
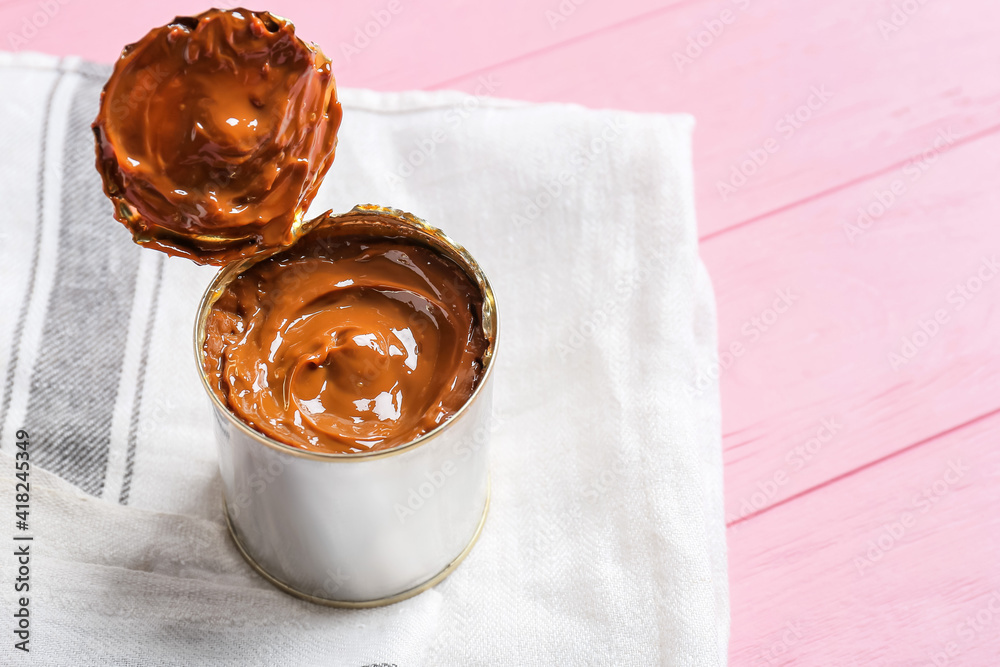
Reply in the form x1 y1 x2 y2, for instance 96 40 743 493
92 8 343 265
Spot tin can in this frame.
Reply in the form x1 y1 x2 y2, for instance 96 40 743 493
194 205 498 607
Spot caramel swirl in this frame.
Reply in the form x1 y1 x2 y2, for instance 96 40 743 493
203 229 488 454
92 8 342 265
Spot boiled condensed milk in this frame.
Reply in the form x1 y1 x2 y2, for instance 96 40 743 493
92 8 498 606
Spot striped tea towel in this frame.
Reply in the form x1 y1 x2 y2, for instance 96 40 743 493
0 50 728 666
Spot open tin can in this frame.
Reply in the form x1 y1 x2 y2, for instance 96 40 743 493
193 204 498 607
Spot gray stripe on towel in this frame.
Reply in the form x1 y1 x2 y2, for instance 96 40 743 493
24 72 142 497
0 69 64 446
119 254 164 505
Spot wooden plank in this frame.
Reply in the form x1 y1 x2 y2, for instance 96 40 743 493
7 0 1000 660
704 129 1000 521
9 0 997 238
729 409 1000 665
432 0 1000 237
0 0 672 79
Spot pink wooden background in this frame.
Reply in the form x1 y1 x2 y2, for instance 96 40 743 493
5 0 999 663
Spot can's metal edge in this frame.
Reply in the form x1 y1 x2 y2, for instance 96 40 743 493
222 477 491 608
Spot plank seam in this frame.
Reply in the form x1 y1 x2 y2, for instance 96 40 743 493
727 405 1000 528
701 122 1000 243
426 0 701 91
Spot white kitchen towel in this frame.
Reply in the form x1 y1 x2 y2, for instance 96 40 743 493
0 51 728 666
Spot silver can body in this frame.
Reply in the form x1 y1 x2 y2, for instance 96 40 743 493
194 205 498 607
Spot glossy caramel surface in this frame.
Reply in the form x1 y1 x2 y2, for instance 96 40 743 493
203 228 488 454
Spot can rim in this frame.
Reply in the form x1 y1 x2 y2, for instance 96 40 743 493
193 204 500 462
222 477 490 607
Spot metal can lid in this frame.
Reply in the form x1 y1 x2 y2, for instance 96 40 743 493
92 8 342 266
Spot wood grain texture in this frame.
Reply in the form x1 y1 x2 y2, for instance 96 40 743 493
3 0 999 663
729 410 1000 666
707 130 1000 522
432 0 1000 237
